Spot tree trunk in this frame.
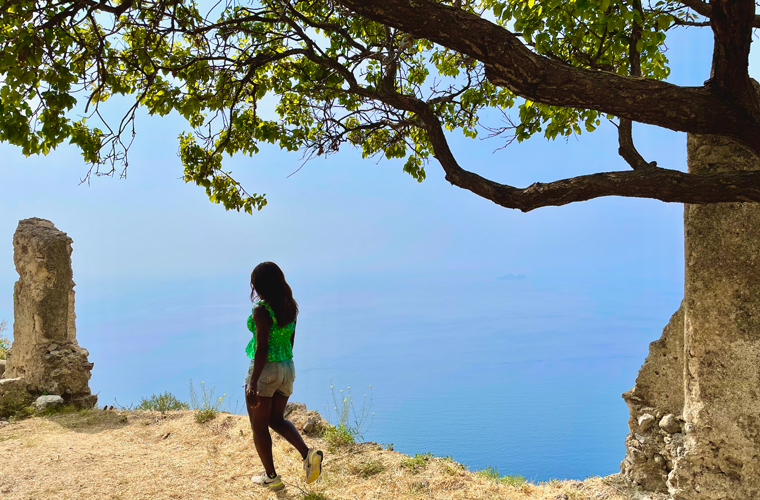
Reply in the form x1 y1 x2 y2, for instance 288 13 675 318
669 134 760 499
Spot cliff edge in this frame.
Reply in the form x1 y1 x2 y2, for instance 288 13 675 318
0 404 657 500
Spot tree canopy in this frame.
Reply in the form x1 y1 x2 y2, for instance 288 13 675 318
2 0 759 213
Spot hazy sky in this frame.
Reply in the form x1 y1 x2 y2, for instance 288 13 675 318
2 27 725 282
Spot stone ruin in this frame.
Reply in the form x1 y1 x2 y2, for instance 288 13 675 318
0 218 96 415
622 132 760 499
620 303 685 493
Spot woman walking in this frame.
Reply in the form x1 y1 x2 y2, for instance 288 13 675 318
245 262 323 491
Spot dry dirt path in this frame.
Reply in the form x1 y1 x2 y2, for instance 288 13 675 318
0 408 641 500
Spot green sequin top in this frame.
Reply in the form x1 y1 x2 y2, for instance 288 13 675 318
246 301 295 362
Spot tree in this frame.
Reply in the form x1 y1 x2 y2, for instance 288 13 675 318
1 1 759 498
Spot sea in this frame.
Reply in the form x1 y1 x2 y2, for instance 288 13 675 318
75 267 682 482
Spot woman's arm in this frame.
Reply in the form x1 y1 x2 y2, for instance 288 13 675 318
246 305 273 405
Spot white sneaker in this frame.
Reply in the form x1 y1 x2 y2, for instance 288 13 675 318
252 471 285 491
303 448 324 484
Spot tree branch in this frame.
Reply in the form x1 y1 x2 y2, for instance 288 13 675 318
320 72 760 211
618 119 657 169
672 18 712 27
617 0 656 170
78 0 135 16
411 97 760 212
678 0 760 28
334 0 760 154
455 164 760 212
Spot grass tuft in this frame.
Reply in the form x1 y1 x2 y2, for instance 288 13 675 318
400 452 434 473
477 465 527 486
502 474 528 487
195 408 217 424
349 458 386 478
189 380 226 424
39 404 79 417
410 480 429 492
303 493 329 500
438 454 465 475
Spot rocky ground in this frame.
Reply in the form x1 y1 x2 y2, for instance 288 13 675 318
0 404 658 500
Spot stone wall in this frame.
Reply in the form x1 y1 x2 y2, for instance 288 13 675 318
621 304 685 492
0 218 96 412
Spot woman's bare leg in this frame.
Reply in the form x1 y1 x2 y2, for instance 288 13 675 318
269 391 309 460
246 391 276 476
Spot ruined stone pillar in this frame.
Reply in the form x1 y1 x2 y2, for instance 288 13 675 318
620 304 685 493
0 218 96 409
668 135 760 500
621 134 760 499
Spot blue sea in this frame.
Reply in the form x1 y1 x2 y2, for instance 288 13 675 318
76 267 681 482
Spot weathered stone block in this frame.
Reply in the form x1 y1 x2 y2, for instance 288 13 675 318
637 414 656 432
34 395 64 411
659 414 681 434
0 377 28 395
284 402 307 418
0 377 34 418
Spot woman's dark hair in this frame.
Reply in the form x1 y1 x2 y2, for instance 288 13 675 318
250 262 298 325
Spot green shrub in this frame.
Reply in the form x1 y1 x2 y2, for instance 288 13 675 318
400 453 434 473
136 392 189 412
321 423 355 451
1 401 35 421
189 380 227 424
476 465 526 486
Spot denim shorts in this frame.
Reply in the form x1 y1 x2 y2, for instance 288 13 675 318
245 359 295 397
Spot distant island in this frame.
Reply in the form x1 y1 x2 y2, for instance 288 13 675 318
497 273 528 281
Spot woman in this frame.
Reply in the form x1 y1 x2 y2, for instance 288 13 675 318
245 262 323 491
